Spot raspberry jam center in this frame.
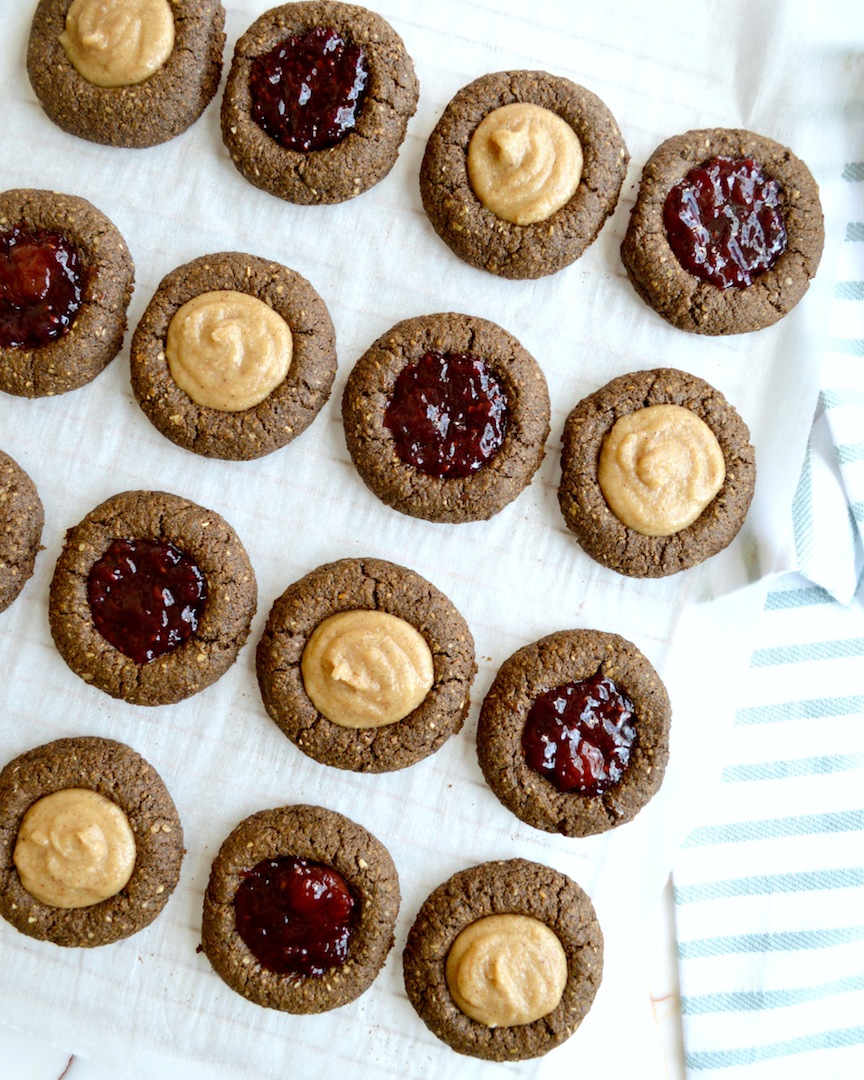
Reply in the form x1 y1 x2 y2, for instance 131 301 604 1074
249 26 368 152
87 538 207 665
0 226 84 349
522 669 637 796
384 351 508 478
663 156 787 290
234 856 357 977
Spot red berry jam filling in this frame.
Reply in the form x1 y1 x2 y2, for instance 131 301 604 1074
234 856 357 977
0 225 84 349
663 156 787 290
249 26 368 152
384 351 508 479
87 538 207 665
522 669 637 796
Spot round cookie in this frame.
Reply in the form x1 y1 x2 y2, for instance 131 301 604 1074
221 2 419 205
420 70 629 279
0 736 183 947
130 252 337 460
403 858 603 1060
342 312 551 523
476 629 671 837
27 0 225 148
0 451 44 613
201 804 400 1012
0 189 134 398
48 489 257 706
559 368 756 577
620 128 824 335
256 557 476 772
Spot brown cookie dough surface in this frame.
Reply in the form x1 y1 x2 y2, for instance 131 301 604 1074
201 804 400 1012
0 189 134 398
403 858 603 1060
48 489 257 706
342 312 550 523
221 2 419 205
130 252 337 459
257 557 476 771
620 128 824 334
0 736 183 947
27 0 225 148
559 368 756 577
420 70 629 279
476 630 671 837
0 451 44 613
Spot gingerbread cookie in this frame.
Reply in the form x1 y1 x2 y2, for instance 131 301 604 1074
221 2 419 204
420 70 629 279
48 489 257 706
27 0 225 148
620 128 824 334
0 451 44 613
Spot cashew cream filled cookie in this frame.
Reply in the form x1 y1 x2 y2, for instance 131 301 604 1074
256 557 476 772
0 451 44 613
221 2 419 204
342 312 550 523
621 128 824 334
49 489 257 706
558 368 756 577
130 252 337 459
27 0 225 148
420 70 629 279
0 188 134 398
0 736 183 947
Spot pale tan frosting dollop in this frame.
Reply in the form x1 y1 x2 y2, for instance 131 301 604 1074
13 788 137 909
301 610 434 729
467 102 583 225
598 403 726 536
445 914 568 1028
166 290 293 412
60 0 175 88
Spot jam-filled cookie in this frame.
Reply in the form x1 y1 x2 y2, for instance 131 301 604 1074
0 451 44 613
27 0 225 148
201 804 400 1012
558 368 756 577
342 312 550 522
620 128 824 334
0 188 134 398
420 70 629 279
48 489 257 706
0 736 183 947
221 2 419 204
130 252 337 460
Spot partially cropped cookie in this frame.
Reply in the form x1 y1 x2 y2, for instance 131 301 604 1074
221 2 419 204
0 189 134 398
559 368 756 577
342 312 550 522
27 0 225 148
201 804 399 1012
403 859 603 1060
0 736 183 947
0 451 44 613
476 630 671 837
257 557 476 771
621 128 824 334
420 70 629 279
49 489 257 706
130 252 337 459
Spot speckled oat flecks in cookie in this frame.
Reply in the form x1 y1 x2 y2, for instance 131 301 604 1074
0 450 44 613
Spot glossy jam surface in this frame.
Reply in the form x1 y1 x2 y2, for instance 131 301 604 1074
234 856 357 977
384 351 508 478
249 26 368 152
0 226 84 348
663 156 787 289
87 538 207 665
522 669 637 796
